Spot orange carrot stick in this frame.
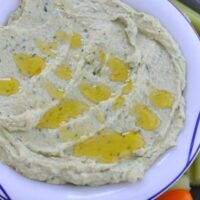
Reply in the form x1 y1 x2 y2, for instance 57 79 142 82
157 189 193 200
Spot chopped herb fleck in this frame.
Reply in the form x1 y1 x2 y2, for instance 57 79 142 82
44 6 48 12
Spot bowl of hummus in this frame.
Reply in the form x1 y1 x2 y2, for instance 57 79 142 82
0 0 200 199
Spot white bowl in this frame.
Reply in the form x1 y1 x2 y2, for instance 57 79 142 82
0 0 200 199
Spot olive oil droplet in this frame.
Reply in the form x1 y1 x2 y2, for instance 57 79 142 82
73 130 144 163
0 78 20 96
13 53 46 77
122 80 133 94
44 81 64 100
36 99 89 129
150 89 174 109
55 64 72 80
79 83 111 104
70 33 82 49
107 55 129 82
131 104 160 131
55 31 71 43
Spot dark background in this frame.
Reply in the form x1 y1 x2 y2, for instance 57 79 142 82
192 187 200 199
180 0 200 13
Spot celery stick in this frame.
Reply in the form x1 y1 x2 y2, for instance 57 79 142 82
188 154 200 186
171 0 200 34
170 175 191 191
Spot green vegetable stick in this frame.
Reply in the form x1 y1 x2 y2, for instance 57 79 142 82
170 174 191 191
171 0 200 34
188 154 200 186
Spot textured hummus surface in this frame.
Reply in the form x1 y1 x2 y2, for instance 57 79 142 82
0 0 185 186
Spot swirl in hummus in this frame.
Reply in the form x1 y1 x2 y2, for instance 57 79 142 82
0 0 185 186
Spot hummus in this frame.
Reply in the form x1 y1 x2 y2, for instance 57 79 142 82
0 0 185 186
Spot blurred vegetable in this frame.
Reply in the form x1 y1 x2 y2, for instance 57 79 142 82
188 154 200 186
170 175 191 191
157 189 193 200
171 0 200 34
179 0 200 13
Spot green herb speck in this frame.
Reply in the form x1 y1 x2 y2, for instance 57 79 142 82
44 6 48 12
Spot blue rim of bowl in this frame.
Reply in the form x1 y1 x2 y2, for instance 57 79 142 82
0 1 200 200
0 184 11 200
